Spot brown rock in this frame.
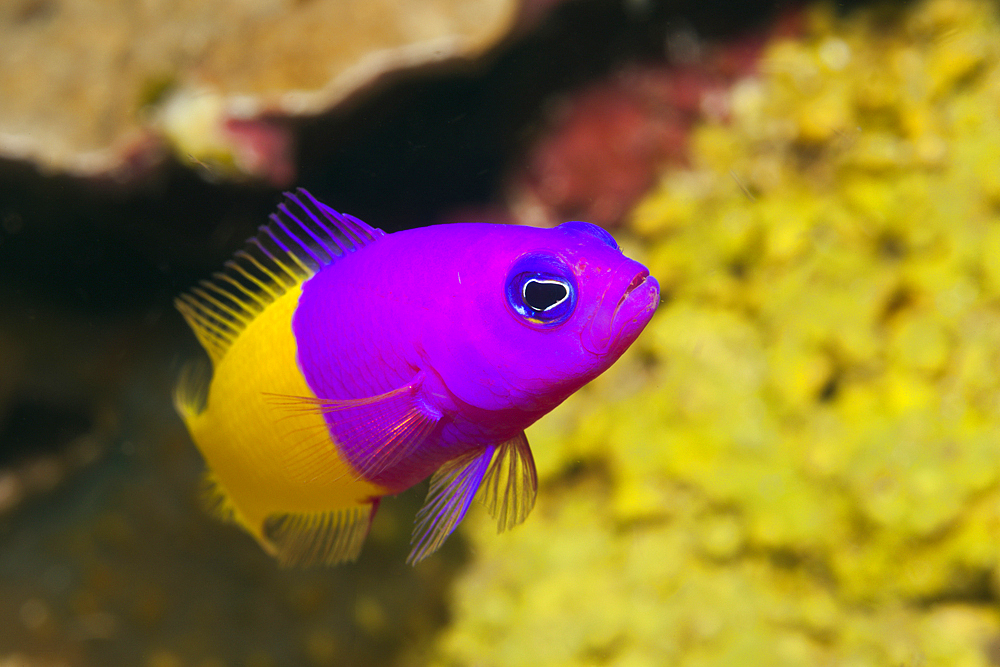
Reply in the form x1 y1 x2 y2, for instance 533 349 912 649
0 0 519 183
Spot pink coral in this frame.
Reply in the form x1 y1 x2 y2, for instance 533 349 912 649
508 14 800 226
221 118 296 187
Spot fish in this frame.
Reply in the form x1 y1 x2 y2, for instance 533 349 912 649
174 189 659 565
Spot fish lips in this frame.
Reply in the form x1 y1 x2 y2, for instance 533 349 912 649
583 261 660 356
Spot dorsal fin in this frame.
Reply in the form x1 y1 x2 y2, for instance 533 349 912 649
175 189 384 365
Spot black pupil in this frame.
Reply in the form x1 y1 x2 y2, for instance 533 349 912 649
524 280 567 312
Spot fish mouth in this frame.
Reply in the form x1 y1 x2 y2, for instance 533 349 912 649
613 268 652 318
583 263 660 355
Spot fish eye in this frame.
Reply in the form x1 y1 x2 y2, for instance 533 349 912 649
523 279 569 312
505 253 577 327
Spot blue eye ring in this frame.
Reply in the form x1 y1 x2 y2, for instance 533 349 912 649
505 252 578 327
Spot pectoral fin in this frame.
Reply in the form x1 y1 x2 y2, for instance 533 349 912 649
407 432 538 564
267 372 441 483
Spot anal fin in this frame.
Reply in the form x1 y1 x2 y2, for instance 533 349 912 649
263 501 378 566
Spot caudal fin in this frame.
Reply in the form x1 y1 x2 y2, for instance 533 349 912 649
174 359 212 423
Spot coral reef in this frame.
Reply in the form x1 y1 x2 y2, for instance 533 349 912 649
0 0 519 183
506 20 791 227
434 0 1000 665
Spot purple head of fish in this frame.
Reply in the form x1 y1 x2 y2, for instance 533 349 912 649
416 220 659 420
293 216 659 490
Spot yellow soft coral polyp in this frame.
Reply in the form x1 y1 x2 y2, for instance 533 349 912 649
434 1 1000 665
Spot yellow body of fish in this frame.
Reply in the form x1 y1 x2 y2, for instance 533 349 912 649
176 283 386 564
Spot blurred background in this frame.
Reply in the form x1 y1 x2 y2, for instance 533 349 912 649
4 0 1000 665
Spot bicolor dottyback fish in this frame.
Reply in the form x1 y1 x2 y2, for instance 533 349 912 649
175 189 659 565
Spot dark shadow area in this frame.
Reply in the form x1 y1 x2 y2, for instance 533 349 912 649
0 0 792 316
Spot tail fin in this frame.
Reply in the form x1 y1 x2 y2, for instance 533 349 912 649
174 359 212 423
201 471 238 523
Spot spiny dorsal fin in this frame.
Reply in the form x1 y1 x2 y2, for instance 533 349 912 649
175 189 384 365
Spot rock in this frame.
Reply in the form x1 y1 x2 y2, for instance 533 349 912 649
0 0 520 184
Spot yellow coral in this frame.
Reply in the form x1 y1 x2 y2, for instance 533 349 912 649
433 0 1000 665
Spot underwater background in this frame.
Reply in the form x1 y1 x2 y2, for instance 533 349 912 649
4 0 1000 665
